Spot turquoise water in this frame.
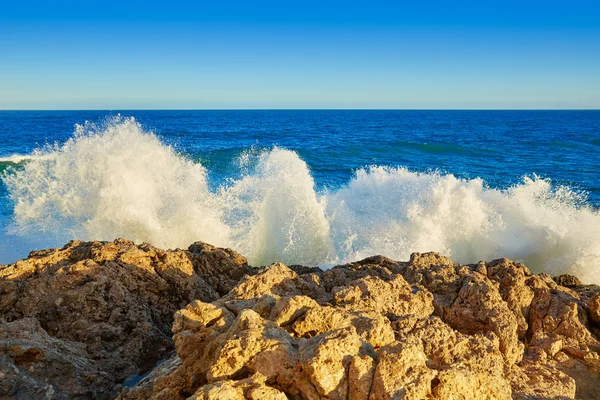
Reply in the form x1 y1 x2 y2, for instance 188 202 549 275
1 110 599 282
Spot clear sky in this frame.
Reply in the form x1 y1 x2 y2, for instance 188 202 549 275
1 0 599 109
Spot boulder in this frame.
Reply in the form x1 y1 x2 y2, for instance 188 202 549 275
0 239 249 399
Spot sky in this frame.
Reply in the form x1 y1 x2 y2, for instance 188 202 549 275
1 0 599 109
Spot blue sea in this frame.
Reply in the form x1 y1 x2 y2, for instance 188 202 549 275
1 110 599 283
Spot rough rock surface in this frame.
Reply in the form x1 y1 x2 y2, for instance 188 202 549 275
120 252 600 400
1 240 600 399
0 239 250 399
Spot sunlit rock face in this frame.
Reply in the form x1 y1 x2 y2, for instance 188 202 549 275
0 239 249 399
1 240 600 399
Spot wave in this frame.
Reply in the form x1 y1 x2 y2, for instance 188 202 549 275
0 154 53 178
2 116 600 284
0 154 52 164
2 116 229 250
0 154 34 164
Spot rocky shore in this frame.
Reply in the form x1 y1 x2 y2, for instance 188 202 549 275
1 239 599 399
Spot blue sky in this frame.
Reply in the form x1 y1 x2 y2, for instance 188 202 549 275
1 1 599 109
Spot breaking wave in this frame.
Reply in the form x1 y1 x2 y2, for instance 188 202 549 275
2 116 599 283
0 154 38 164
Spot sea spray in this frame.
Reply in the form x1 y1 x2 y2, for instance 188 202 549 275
2 116 230 249
2 116 600 284
325 167 600 283
219 148 334 266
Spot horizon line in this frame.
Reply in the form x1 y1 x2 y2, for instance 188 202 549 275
1 108 599 112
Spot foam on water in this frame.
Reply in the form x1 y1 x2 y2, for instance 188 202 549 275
2 116 230 251
325 167 599 282
2 116 599 283
218 148 334 266
0 154 40 164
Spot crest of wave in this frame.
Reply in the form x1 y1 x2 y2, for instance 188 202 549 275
218 148 334 266
325 166 600 283
3 116 230 249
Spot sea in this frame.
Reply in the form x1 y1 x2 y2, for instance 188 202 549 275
0 110 599 283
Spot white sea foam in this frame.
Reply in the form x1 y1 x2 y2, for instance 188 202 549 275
2 116 230 251
2 116 599 283
218 148 334 266
0 154 49 164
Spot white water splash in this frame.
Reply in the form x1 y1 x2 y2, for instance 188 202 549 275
219 148 334 266
0 154 52 164
2 116 230 250
2 116 599 283
325 167 599 282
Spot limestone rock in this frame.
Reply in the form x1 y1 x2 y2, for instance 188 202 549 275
0 317 115 399
589 293 600 325
2 240 600 399
271 295 319 327
0 239 249 399
554 274 583 288
126 253 600 400
299 327 374 399
369 340 436 399
332 274 434 320
347 355 375 400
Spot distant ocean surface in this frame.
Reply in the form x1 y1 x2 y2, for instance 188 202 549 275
1 110 599 282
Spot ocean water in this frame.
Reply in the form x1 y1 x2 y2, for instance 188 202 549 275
0 110 599 283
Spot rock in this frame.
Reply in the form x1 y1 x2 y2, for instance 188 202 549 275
118 354 184 400
369 339 436 399
2 240 600 399
332 274 434 320
224 262 302 300
554 274 583 287
486 258 535 339
0 239 249 399
433 367 511 400
527 285 596 349
207 309 299 383
299 327 374 399
186 242 250 296
188 375 289 400
589 293 600 325
271 295 319 327
128 253 600 400
0 318 115 399
189 380 244 400
172 300 235 334
292 305 395 348
510 363 577 399
347 355 375 400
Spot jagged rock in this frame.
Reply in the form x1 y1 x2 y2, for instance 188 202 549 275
555 274 583 288
332 274 434 320
299 327 374 399
271 295 319 327
347 355 375 400
0 318 115 399
117 354 184 400
186 242 250 296
486 258 535 339
2 241 600 399
510 363 577 399
369 339 436 399
589 293 600 325
291 305 395 348
123 253 600 400
0 239 249 399
223 262 303 300
207 309 298 383
187 375 288 400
